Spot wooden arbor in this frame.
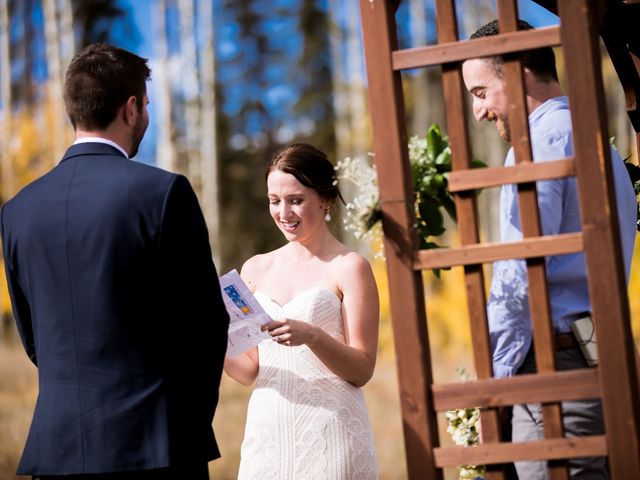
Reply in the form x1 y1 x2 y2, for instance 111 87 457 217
359 0 640 478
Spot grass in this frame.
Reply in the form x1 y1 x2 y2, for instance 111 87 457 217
1 341 471 480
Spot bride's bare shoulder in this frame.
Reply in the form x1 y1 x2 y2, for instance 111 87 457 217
333 249 372 273
240 248 283 291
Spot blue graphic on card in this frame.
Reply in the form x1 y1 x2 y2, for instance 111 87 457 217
224 285 252 315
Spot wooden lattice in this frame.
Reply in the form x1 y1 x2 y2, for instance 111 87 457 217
358 0 640 478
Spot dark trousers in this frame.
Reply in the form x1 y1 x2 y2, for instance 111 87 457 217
513 347 607 479
34 464 210 480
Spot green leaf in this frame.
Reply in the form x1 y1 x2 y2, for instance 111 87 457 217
435 147 451 167
361 204 382 230
417 199 445 236
426 124 445 162
441 196 457 222
471 159 487 169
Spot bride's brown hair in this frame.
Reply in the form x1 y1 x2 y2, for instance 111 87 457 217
266 143 345 204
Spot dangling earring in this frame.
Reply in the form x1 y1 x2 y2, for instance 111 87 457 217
324 209 332 222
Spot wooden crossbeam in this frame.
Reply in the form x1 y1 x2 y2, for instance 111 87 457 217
432 369 600 410
433 436 607 466
414 233 583 270
447 158 575 192
392 26 560 70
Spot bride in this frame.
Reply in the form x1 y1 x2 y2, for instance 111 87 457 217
224 143 379 479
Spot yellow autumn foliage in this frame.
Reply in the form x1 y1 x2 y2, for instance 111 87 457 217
1 95 73 316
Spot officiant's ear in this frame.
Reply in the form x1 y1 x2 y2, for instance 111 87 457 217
123 96 138 126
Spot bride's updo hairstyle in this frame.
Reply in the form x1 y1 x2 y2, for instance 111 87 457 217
266 143 345 204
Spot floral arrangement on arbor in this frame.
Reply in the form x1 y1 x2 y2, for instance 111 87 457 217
445 368 485 480
335 123 485 267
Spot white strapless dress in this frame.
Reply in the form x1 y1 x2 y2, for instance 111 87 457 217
237 288 378 480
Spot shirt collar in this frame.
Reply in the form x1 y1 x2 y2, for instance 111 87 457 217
73 137 129 159
528 96 569 128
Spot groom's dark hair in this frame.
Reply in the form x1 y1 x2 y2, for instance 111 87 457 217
267 143 345 204
64 43 151 130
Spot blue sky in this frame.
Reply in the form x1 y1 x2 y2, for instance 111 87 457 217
103 0 560 165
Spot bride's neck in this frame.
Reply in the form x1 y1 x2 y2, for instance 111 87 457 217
286 230 337 261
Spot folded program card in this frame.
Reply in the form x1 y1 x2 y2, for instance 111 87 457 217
219 269 272 357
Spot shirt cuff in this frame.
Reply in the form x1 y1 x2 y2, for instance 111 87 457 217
492 362 517 378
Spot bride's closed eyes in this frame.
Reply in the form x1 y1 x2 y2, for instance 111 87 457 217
268 196 304 206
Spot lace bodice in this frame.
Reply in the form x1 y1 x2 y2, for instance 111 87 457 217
237 288 378 480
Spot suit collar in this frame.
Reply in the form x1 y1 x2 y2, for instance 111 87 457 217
60 142 129 164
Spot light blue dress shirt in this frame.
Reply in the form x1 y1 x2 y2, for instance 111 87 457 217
487 96 637 378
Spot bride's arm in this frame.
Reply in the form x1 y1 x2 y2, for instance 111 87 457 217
264 253 379 387
313 254 379 386
224 347 259 386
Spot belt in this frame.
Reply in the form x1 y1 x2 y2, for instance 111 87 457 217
555 332 579 350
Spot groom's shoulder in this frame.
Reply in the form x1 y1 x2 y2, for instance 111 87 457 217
128 160 180 182
124 162 189 198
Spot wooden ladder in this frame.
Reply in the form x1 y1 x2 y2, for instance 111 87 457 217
358 0 640 478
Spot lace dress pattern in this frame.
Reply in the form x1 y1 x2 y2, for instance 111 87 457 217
237 288 378 480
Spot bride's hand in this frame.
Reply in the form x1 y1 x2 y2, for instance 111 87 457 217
262 319 317 347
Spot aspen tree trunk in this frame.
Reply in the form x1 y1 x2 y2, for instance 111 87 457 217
177 0 201 184
59 0 74 72
328 0 350 161
154 0 178 172
0 0 14 200
198 0 221 265
345 0 369 154
0 0 12 341
43 0 66 163
59 0 74 148
409 0 430 137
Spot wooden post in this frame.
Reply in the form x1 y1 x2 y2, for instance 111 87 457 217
359 1 440 478
435 1 506 479
497 2 568 478
559 0 640 476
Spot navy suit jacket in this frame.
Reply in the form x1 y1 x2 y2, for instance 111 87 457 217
0 143 229 475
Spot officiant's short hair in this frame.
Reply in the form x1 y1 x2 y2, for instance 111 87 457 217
267 143 344 204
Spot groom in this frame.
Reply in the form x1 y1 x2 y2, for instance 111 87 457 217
0 44 229 479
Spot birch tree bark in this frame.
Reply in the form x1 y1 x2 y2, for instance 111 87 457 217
198 0 220 264
177 0 201 184
409 0 430 136
59 0 74 72
345 0 369 154
0 0 14 201
328 0 350 161
153 0 178 172
43 0 67 163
